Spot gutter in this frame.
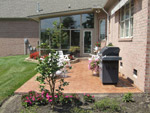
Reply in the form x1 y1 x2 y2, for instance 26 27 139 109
101 8 109 45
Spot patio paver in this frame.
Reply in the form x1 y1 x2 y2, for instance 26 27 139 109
15 60 142 94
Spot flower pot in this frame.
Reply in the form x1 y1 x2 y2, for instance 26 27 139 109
92 71 99 76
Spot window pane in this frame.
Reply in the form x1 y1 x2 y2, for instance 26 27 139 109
125 9 129 19
71 30 80 46
125 20 129 36
61 15 80 29
131 7 134 16
82 14 94 28
61 30 70 49
120 22 124 37
100 19 106 40
125 20 129 29
41 17 60 31
41 32 49 44
121 7 124 21
84 31 92 53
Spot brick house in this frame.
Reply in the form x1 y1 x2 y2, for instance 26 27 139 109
0 0 150 93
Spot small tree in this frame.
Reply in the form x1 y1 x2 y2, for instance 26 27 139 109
36 49 69 109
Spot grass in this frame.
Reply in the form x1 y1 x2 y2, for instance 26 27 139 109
0 55 37 104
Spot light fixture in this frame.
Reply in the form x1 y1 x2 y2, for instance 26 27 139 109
68 4 71 9
95 9 101 13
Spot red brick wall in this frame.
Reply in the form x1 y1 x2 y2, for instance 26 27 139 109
108 0 149 92
0 19 39 56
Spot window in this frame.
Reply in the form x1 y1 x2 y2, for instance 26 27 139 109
61 15 80 29
133 69 137 78
71 30 80 46
100 19 106 40
40 13 94 51
120 0 134 38
82 14 94 28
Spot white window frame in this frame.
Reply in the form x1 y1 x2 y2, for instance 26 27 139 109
120 0 134 38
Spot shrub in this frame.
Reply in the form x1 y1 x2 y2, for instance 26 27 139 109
122 93 134 102
21 91 48 107
93 98 121 112
107 43 113 46
59 94 81 106
30 52 39 59
83 94 95 103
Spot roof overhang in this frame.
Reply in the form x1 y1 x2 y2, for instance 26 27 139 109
111 0 129 15
28 8 93 21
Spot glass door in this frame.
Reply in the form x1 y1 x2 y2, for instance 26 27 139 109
83 30 92 54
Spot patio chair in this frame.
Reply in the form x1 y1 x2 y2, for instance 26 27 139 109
56 51 71 77
56 51 71 67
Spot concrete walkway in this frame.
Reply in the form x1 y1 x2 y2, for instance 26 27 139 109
15 60 141 94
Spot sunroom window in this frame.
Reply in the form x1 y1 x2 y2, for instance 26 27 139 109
120 0 134 38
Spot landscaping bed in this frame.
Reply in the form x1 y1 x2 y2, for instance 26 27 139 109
0 93 149 113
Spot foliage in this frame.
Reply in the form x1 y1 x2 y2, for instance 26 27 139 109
36 49 69 109
70 107 92 113
122 93 134 102
107 42 113 46
0 55 37 104
69 46 80 55
58 93 81 106
95 42 101 47
93 98 121 112
30 52 39 59
88 59 100 72
21 91 48 107
39 43 50 49
56 79 69 95
83 94 95 103
44 21 68 49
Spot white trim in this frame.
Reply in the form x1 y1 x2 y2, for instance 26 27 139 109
83 30 92 54
111 0 129 15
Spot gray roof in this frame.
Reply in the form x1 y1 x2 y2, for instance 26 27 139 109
0 0 108 18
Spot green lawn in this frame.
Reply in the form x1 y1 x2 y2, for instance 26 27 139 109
0 55 37 104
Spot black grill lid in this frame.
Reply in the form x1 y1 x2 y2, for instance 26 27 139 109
99 46 120 56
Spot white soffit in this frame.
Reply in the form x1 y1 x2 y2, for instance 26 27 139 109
111 0 129 15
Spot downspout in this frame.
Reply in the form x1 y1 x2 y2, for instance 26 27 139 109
101 8 109 45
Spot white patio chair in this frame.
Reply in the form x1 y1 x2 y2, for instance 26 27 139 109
56 50 71 77
56 51 71 67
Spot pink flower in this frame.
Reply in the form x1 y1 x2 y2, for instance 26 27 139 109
32 96 35 101
70 95 73 98
84 93 86 96
26 96 29 99
92 96 95 98
55 95 58 98
65 96 69 98
46 93 49 98
87 94 90 97
49 95 52 98
49 99 52 102
41 91 45 95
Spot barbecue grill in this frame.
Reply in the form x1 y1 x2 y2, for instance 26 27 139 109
98 46 122 84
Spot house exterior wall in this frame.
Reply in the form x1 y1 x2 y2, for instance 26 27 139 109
108 0 149 92
145 0 150 93
0 19 39 56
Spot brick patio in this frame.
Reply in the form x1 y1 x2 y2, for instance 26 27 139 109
15 60 142 94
